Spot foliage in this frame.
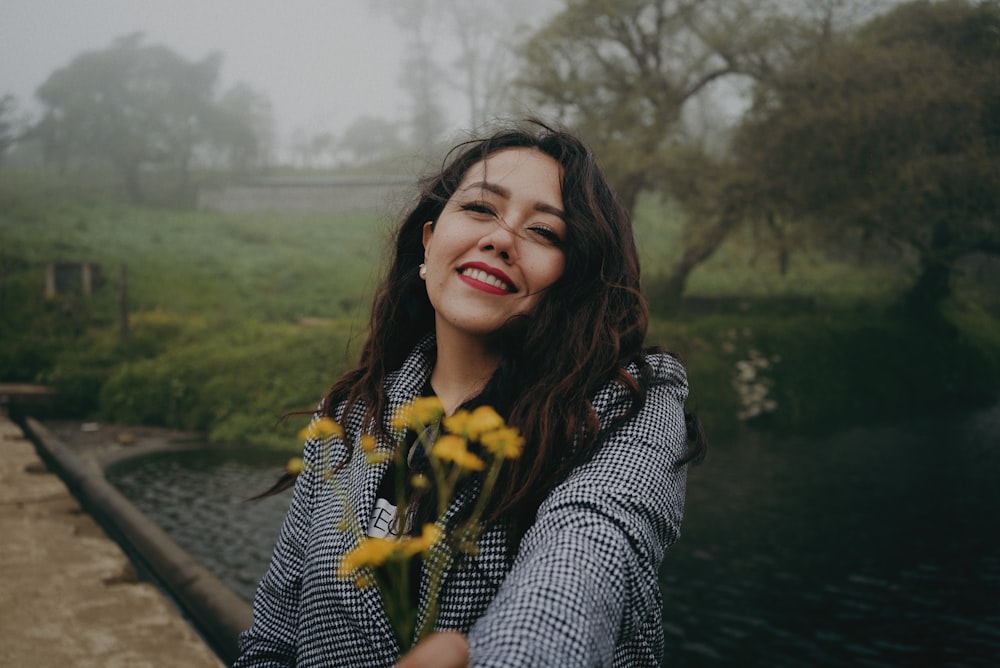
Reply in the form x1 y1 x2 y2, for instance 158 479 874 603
2 171 997 447
211 82 276 174
31 34 272 205
515 0 832 303
375 0 556 138
654 302 1000 442
0 177 384 445
520 0 733 209
0 93 26 164
97 322 356 447
732 0 1000 320
338 116 407 163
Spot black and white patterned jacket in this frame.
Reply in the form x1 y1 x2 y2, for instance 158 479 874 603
236 335 691 667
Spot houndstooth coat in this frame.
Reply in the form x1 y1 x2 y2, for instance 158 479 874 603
235 336 691 667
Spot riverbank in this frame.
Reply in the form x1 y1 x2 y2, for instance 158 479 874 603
0 413 224 667
40 418 207 465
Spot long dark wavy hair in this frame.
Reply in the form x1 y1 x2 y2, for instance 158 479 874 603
322 119 705 529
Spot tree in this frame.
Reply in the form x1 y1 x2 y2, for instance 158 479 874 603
432 0 558 129
732 0 1000 320
398 43 450 152
375 0 557 140
338 116 406 163
521 1 764 209
516 0 817 305
372 0 449 150
34 34 263 203
0 94 28 165
212 82 276 173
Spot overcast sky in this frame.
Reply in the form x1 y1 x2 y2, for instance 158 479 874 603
0 0 428 148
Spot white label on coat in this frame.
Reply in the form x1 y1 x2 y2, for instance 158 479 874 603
367 497 399 538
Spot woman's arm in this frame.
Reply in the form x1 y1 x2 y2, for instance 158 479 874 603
467 363 690 666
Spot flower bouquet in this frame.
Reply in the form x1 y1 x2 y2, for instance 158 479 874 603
292 397 524 653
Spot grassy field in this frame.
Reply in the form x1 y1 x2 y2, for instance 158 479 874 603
2 173 998 448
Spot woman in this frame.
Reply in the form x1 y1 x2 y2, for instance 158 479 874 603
235 120 706 667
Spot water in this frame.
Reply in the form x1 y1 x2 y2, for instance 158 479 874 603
659 402 1000 667
107 403 1000 667
106 447 292 601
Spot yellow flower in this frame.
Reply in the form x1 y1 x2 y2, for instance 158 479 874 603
285 457 305 475
298 417 345 442
391 396 445 431
412 396 445 424
480 426 525 459
432 434 486 471
410 473 431 490
360 435 389 464
444 406 505 440
402 523 444 556
337 537 397 577
365 451 391 465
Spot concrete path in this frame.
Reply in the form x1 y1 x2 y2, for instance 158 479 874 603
0 414 225 668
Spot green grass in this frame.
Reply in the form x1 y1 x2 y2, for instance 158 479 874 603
633 192 915 306
1 174 389 446
4 203 386 320
2 172 998 448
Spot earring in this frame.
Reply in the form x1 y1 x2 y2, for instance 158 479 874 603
419 263 427 279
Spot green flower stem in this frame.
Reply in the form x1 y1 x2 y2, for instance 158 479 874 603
371 565 415 653
414 540 449 644
462 455 503 539
392 436 409 534
419 439 451 517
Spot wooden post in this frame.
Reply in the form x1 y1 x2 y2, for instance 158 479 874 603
81 262 93 297
119 263 129 343
45 262 57 299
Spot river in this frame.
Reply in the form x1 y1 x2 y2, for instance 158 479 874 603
106 401 1000 667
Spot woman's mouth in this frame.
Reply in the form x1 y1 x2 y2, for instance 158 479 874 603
458 266 514 294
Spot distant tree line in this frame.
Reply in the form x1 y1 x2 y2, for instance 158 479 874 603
1 0 996 321
14 33 274 204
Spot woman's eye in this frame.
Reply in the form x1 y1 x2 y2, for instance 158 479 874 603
460 202 496 217
530 226 562 244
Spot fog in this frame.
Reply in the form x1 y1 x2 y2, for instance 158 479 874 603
0 0 460 155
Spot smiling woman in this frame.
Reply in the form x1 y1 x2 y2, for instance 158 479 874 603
420 148 568 388
235 119 707 668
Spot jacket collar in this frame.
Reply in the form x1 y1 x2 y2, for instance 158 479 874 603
344 333 437 533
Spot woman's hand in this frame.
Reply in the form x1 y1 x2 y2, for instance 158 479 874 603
394 631 469 668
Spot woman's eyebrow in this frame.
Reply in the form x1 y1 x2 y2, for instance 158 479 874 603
463 180 508 198
463 181 565 219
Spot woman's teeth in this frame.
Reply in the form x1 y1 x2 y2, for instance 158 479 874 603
461 267 511 292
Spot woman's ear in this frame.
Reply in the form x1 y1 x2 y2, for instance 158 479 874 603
422 220 434 252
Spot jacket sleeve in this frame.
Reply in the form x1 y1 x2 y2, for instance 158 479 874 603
466 359 690 667
233 433 323 667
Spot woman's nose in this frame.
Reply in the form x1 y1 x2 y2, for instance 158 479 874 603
479 223 516 260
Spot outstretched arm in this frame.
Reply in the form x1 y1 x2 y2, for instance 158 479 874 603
467 364 690 666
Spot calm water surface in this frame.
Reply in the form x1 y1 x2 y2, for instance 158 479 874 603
107 447 293 600
107 402 1000 667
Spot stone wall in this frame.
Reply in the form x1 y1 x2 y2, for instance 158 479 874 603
198 176 414 215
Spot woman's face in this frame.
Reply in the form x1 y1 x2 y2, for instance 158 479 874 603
421 147 567 342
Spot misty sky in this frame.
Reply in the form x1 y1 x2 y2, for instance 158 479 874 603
0 0 432 147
